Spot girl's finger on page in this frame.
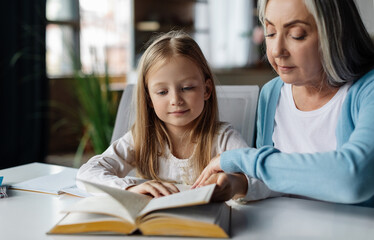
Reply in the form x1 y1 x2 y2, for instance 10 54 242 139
162 182 180 193
145 185 163 198
152 181 174 196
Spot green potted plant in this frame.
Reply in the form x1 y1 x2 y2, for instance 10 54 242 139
72 68 119 167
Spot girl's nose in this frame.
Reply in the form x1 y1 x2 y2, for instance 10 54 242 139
170 91 183 106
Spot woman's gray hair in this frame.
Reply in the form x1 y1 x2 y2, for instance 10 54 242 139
258 0 374 86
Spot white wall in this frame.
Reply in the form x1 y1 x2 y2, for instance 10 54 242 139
355 0 374 36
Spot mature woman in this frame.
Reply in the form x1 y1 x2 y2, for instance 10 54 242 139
193 0 374 207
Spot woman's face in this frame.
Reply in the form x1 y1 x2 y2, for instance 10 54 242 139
264 0 324 87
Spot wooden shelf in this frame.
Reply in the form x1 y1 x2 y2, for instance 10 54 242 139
131 0 197 68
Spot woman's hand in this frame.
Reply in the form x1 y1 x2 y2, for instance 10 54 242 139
192 154 223 189
192 154 248 201
195 172 248 202
127 180 179 198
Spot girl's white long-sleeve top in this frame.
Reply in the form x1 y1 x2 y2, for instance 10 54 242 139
76 123 279 201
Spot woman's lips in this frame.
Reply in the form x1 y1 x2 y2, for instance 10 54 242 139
278 65 295 72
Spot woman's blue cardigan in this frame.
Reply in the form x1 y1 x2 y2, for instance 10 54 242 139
221 69 374 207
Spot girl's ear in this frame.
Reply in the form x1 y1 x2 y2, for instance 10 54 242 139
204 79 213 100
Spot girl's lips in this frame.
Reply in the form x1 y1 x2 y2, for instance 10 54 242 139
169 109 189 115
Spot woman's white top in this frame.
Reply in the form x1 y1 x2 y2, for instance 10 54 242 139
273 83 351 153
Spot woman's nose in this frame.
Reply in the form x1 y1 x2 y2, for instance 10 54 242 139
271 36 289 58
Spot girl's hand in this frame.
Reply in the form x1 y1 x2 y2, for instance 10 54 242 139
127 180 179 198
192 154 223 189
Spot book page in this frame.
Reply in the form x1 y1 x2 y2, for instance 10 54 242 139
138 202 230 238
80 181 151 221
138 184 216 217
50 212 137 235
59 212 127 225
141 202 226 223
175 183 191 192
62 195 136 224
11 168 77 195
59 185 92 198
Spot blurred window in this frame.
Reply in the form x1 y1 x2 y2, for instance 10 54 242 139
194 0 260 69
46 0 130 78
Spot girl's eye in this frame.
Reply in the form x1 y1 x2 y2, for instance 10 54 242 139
157 90 168 95
265 33 275 38
182 86 194 91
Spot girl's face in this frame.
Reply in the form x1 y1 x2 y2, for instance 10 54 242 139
265 0 325 87
147 55 212 134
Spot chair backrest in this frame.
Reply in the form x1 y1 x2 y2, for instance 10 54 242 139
111 84 136 143
111 84 259 146
216 85 259 146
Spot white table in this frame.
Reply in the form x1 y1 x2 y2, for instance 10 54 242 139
1 163 374 240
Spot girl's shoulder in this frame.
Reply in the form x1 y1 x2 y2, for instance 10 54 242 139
217 122 236 134
215 122 249 150
114 130 135 147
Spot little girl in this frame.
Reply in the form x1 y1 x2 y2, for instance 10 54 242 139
77 31 271 200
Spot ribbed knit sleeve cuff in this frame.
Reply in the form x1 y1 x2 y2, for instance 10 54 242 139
220 146 280 180
221 148 252 175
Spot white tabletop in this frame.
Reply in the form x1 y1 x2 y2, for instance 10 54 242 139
1 163 374 240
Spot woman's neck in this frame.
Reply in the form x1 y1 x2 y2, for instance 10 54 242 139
291 82 340 111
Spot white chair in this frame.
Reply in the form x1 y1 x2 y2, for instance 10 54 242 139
111 84 136 143
216 85 259 147
111 84 259 147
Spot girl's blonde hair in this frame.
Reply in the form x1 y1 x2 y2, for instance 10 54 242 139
131 30 220 180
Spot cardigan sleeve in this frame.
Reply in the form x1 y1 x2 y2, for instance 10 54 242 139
217 123 283 201
76 131 139 190
221 71 374 206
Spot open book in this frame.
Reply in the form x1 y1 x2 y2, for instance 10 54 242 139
48 181 230 238
10 168 90 198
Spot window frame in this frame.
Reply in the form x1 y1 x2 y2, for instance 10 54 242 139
46 0 81 78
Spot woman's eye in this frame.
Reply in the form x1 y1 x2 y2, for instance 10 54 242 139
290 28 306 40
292 35 306 40
265 26 276 38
